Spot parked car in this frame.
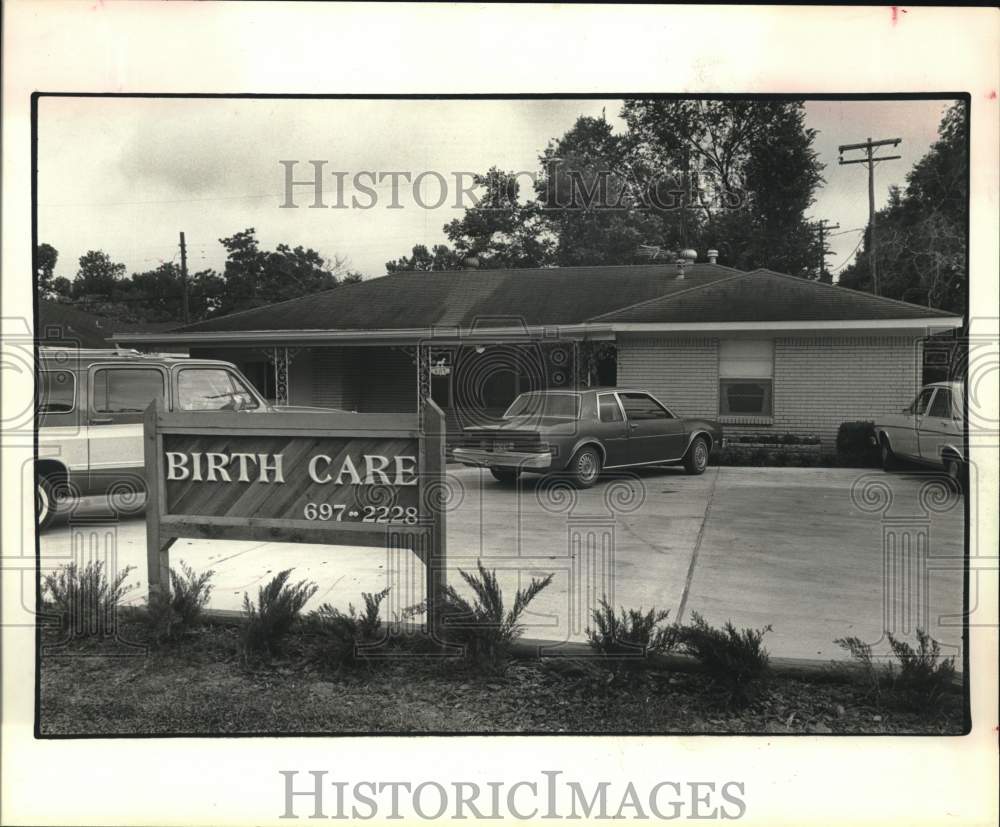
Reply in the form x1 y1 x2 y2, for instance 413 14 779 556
453 388 724 487
36 347 270 529
874 381 966 483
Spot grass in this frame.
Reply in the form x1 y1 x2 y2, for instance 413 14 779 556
38 622 965 736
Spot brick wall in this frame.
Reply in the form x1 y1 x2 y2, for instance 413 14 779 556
773 335 923 446
617 333 925 449
616 335 719 417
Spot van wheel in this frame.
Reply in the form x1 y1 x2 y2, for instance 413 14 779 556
569 446 602 488
490 467 520 484
684 437 710 475
37 477 56 531
880 437 898 471
944 456 966 494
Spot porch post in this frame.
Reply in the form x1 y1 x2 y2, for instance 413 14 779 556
416 343 430 430
258 346 299 406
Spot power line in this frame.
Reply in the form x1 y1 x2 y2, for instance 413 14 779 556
829 234 866 274
838 137 902 295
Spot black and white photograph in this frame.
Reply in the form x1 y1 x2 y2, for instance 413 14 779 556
2 4 998 827
31 89 974 736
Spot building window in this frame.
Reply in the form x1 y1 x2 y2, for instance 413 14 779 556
718 339 773 417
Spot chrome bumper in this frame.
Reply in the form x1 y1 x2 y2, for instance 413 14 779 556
452 448 553 470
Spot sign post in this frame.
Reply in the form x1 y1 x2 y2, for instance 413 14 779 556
143 400 447 631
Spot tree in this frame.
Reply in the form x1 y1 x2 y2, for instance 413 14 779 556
838 102 967 313
386 243 464 273
622 99 824 274
35 243 59 296
73 250 126 299
442 168 553 268
536 116 675 266
217 228 357 315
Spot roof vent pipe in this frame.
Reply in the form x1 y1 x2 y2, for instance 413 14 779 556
707 249 719 264
675 248 697 279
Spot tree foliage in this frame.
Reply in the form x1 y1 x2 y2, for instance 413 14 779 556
386 243 464 273
35 243 59 296
388 101 826 277
838 103 967 313
37 229 362 326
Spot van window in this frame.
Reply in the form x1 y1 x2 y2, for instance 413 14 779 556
178 368 260 411
928 389 952 419
38 370 76 414
93 368 165 414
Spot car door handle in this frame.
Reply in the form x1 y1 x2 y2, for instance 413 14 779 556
628 423 639 432
89 417 113 425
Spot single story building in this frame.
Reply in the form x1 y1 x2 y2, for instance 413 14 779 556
115 259 963 450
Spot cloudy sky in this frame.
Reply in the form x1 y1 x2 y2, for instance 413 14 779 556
37 96 955 282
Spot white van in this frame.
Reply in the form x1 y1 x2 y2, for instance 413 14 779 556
874 380 966 484
36 347 268 529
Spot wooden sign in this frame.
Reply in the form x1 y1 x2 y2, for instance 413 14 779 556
143 400 447 624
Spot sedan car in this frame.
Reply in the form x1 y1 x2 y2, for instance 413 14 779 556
874 381 966 483
453 388 724 487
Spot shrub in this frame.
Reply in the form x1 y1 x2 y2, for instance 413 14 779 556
438 562 554 673
241 569 318 659
586 600 675 682
836 421 880 467
834 635 883 706
303 588 391 667
42 560 136 638
676 612 772 708
888 629 957 711
146 561 215 642
835 629 956 713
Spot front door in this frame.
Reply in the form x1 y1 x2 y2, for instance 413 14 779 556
618 392 687 464
87 364 168 491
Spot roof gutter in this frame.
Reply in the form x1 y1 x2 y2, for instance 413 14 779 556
112 324 617 346
114 316 963 347
608 318 964 333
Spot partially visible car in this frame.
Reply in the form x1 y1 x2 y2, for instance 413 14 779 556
874 381 966 484
36 347 269 529
452 388 724 487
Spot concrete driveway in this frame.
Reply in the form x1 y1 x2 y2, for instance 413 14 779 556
38 466 965 663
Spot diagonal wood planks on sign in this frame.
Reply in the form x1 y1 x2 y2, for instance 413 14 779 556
143 399 447 627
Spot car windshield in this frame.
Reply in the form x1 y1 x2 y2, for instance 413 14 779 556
503 392 580 420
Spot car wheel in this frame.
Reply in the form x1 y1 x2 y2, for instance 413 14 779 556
683 437 710 475
489 466 520 484
944 456 966 493
37 476 56 531
880 437 899 471
568 446 602 488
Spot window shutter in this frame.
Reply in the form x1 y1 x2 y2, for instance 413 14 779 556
719 340 773 379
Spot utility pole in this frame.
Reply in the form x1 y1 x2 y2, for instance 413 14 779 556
179 231 190 324
813 220 840 282
838 137 901 296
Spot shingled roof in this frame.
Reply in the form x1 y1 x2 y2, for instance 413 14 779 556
590 269 957 323
168 263 745 333
130 262 959 341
